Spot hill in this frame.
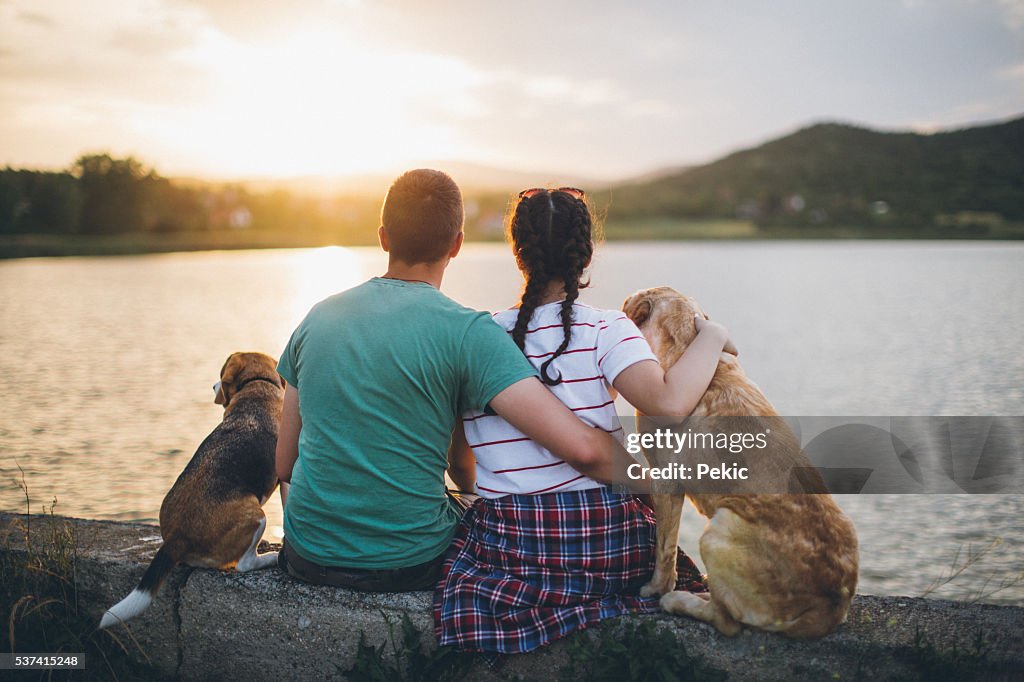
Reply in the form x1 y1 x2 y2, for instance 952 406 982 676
604 116 1024 237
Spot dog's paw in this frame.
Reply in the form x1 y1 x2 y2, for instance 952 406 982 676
237 550 279 572
640 573 676 598
660 590 702 615
661 591 741 636
253 551 279 570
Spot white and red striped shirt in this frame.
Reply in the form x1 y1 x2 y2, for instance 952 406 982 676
465 301 657 498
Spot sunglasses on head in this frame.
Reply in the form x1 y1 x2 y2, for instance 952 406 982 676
518 186 586 200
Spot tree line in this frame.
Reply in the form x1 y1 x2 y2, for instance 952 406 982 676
0 154 382 240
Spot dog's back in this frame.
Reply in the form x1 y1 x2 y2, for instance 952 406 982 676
160 384 280 564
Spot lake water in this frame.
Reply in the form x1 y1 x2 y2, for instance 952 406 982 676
1 241 1022 604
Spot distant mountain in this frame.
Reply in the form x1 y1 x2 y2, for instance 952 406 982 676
187 161 607 198
618 164 693 184
425 160 608 193
604 115 1024 236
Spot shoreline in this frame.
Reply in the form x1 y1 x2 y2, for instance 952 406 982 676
3 226 1023 260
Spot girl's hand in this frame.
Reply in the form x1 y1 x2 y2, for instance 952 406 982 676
694 315 738 356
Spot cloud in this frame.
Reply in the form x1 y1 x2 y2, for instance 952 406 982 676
0 0 214 98
17 10 54 26
996 0 1024 30
520 76 621 106
108 21 202 57
0 0 219 174
625 99 674 118
998 62 1024 79
910 101 1001 133
168 0 339 40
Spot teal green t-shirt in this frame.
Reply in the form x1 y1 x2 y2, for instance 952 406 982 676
277 277 536 568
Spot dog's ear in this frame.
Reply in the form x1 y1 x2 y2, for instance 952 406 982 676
626 296 651 325
215 353 239 406
653 297 701 362
624 294 652 327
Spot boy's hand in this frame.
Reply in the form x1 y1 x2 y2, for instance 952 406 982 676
694 315 738 356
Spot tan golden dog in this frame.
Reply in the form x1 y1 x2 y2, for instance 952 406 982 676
100 352 283 629
623 287 858 638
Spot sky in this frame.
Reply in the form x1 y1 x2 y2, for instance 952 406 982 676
1 0 1022 181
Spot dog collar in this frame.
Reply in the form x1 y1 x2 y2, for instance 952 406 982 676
234 376 282 392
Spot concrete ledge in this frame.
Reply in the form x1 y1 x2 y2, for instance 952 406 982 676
2 513 1022 680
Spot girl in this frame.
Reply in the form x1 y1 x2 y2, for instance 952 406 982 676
434 187 735 655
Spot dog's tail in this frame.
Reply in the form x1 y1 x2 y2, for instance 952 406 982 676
99 544 175 629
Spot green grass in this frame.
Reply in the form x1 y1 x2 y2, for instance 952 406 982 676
602 218 759 240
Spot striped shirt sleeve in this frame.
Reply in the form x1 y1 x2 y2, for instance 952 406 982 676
595 314 658 385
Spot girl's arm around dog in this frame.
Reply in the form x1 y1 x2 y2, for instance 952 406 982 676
613 316 736 418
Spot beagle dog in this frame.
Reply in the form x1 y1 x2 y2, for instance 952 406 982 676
100 352 283 629
623 287 858 639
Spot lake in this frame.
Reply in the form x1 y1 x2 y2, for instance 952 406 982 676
1 241 1022 604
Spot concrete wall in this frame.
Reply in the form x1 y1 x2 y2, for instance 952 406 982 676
2 513 1022 680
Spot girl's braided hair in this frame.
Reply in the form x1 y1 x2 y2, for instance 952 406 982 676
508 190 594 385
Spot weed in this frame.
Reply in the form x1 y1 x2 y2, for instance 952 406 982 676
920 538 1024 604
341 612 473 682
558 618 726 682
896 627 995 680
1 468 167 681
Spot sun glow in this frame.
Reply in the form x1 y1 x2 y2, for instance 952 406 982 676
147 27 485 178
284 246 381 324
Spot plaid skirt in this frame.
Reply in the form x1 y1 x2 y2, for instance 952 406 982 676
433 487 706 654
